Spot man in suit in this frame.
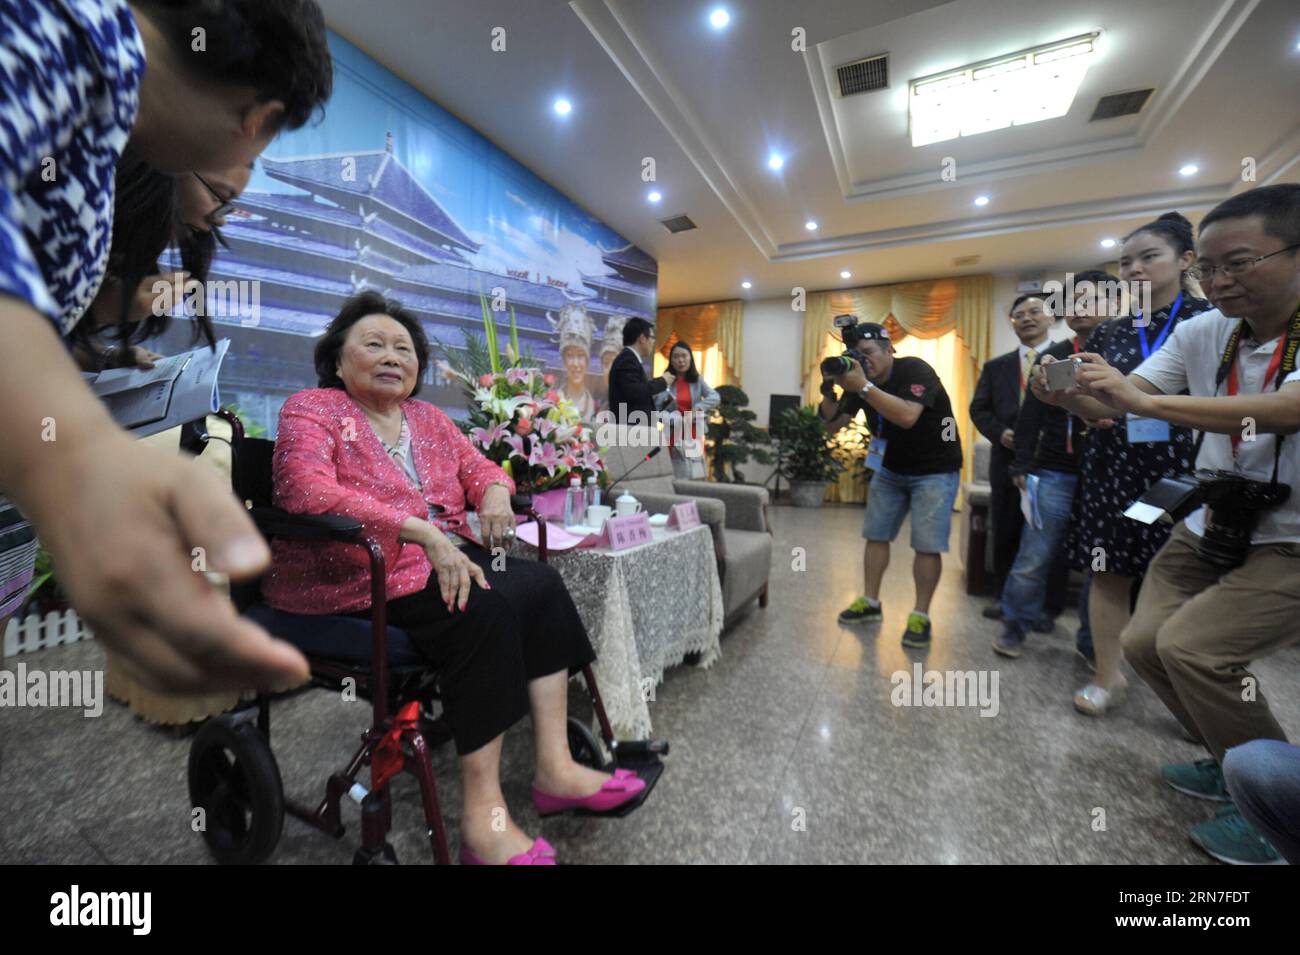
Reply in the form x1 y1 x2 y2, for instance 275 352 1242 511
607 316 675 424
970 294 1062 624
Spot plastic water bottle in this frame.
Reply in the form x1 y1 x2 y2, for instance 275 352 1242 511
564 475 583 528
586 475 600 509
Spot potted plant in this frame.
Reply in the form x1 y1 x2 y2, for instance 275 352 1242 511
772 405 844 507
708 385 773 483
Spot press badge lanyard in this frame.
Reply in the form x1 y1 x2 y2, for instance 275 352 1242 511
1135 292 1184 361
1199 302 1300 479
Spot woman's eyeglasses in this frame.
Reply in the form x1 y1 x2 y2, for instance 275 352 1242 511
193 173 237 222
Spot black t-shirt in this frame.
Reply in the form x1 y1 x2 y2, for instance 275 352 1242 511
837 356 963 475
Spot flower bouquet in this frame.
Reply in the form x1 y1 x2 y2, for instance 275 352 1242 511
463 367 608 494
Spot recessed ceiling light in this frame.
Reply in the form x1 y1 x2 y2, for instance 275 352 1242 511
909 32 1099 147
553 98 573 116
767 153 785 171
741 280 752 289
805 220 818 231
840 270 852 279
647 190 662 203
1100 238 1117 249
709 7 730 30
974 195 990 206
1178 163 1199 177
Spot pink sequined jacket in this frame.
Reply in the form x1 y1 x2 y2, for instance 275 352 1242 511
261 388 515 614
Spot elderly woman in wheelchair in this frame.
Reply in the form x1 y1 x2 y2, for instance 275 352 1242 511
258 291 644 865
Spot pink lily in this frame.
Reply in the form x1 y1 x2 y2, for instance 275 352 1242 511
470 421 508 449
529 440 562 476
503 433 530 460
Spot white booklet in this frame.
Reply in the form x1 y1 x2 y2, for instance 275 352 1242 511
82 339 230 438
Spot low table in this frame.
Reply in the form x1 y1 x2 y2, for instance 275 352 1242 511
515 522 723 739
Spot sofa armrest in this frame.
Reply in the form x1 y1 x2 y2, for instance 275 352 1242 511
672 480 770 532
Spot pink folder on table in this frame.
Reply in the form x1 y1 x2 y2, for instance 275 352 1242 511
514 521 593 552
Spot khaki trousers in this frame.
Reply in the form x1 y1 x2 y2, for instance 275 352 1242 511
1122 521 1300 762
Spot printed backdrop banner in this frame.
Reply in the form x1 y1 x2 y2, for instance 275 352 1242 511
155 31 656 434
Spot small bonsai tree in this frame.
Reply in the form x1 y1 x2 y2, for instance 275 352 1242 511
709 384 773 483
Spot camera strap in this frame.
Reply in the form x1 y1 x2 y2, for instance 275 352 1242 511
1197 302 1300 486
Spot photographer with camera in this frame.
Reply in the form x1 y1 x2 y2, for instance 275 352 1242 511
818 319 962 648
1034 184 1300 863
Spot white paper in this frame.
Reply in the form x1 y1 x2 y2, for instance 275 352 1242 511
1123 500 1167 525
85 339 230 437
1018 474 1043 530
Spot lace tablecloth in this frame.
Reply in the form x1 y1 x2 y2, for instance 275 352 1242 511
516 523 723 739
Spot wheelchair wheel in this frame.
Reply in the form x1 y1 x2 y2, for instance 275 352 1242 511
188 715 284 865
567 716 608 770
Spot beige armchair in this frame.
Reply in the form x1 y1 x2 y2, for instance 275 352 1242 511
600 426 772 627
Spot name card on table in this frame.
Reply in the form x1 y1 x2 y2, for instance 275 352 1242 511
666 500 701 530
581 511 654 551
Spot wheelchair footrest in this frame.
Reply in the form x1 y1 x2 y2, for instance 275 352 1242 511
586 747 666 819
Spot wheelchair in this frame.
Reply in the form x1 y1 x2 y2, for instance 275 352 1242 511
184 411 666 865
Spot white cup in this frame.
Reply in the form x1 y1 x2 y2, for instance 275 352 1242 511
614 493 642 517
586 504 612 529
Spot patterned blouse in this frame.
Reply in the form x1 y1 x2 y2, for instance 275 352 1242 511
0 0 144 618
0 0 145 331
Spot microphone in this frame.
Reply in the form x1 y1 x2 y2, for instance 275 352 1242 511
605 446 661 498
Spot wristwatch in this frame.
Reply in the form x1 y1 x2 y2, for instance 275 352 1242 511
859 380 876 398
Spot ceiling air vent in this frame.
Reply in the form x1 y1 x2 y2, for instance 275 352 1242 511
1090 88 1154 122
659 214 697 235
837 54 889 96
952 255 981 267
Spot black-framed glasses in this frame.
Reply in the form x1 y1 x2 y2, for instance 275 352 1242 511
193 173 237 221
1196 244 1300 282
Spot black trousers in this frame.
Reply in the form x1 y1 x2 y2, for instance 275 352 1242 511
349 545 595 756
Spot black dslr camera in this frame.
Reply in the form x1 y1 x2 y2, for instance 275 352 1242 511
818 315 875 398
1128 469 1290 571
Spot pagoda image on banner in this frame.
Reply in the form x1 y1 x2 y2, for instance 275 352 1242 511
158 133 657 435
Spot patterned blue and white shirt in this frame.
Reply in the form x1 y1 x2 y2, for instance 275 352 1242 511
0 0 145 333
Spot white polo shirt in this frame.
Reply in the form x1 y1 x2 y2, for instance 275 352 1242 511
1132 308 1300 543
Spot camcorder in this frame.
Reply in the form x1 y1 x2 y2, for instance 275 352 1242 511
1125 469 1291 570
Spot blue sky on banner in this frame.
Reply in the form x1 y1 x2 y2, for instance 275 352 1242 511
245 31 638 292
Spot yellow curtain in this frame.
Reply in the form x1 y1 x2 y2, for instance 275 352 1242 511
802 275 992 489
655 300 743 387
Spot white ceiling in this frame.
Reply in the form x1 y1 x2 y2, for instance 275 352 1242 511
319 0 1300 306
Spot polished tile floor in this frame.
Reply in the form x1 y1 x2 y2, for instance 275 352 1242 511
3 501 1297 864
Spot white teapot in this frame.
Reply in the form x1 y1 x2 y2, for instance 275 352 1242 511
614 491 643 518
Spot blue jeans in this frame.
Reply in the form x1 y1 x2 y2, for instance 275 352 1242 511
999 470 1079 636
1223 739 1300 863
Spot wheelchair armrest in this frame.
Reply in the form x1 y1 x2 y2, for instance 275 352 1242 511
250 506 364 544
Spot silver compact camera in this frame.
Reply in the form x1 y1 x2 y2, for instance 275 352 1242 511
1044 356 1082 392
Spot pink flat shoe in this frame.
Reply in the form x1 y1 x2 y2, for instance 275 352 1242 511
459 837 557 866
532 771 646 817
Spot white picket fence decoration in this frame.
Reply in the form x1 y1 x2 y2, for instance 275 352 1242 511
3 609 94 658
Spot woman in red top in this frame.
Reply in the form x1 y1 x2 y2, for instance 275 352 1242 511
654 341 720 479
263 292 644 864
